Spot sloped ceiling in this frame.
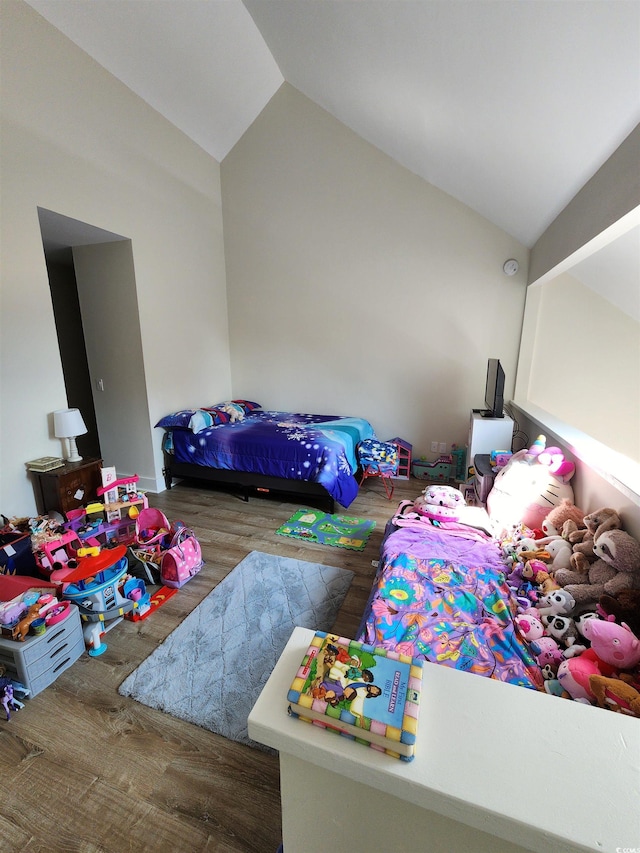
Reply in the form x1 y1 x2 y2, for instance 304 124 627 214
24 0 640 251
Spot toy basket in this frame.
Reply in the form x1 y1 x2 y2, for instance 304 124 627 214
134 508 171 555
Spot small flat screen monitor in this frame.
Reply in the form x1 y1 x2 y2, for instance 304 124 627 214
484 358 505 418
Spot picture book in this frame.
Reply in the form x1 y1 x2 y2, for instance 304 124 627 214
287 631 423 761
25 456 65 472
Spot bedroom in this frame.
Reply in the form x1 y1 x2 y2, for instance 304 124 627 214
1 0 637 520
1 1 639 851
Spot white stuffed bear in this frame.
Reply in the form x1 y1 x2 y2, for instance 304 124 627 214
544 538 573 571
220 401 245 422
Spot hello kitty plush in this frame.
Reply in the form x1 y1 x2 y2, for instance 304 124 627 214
486 441 575 535
414 484 465 522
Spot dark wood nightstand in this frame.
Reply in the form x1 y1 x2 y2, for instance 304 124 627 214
31 458 103 515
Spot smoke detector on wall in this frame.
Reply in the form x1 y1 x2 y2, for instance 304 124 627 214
503 259 519 276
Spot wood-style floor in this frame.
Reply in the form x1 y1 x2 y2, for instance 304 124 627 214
1 475 418 853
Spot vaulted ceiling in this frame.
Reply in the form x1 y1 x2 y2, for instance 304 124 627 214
24 0 640 252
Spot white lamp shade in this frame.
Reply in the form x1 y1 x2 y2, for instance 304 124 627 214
53 408 88 439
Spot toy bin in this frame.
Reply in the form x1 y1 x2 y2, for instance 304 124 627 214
0 532 37 576
412 456 452 482
0 604 84 696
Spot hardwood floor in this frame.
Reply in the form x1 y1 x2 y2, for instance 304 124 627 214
1 476 418 853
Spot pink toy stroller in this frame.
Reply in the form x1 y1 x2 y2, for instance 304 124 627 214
134 508 171 560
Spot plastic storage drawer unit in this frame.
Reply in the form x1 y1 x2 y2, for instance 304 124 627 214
0 604 84 696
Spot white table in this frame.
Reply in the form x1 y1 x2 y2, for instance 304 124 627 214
249 626 640 853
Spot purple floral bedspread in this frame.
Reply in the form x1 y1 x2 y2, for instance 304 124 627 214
168 411 374 508
357 523 544 690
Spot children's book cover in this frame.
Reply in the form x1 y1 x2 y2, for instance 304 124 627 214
287 631 423 760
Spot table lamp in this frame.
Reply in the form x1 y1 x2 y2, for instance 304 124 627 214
53 408 88 463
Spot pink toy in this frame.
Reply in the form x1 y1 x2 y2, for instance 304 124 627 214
579 619 640 669
414 484 465 522
530 635 564 668
537 446 576 480
557 655 602 703
514 612 544 642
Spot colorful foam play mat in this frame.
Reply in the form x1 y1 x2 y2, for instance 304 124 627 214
275 509 376 551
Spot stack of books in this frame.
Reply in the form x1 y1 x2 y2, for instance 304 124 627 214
25 456 65 472
287 631 423 761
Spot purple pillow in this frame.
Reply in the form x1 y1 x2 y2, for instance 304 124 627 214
155 409 217 433
155 410 198 430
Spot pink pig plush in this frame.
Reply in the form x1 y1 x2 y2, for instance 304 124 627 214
580 619 640 669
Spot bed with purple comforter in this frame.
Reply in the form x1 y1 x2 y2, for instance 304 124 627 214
357 512 544 690
162 410 375 509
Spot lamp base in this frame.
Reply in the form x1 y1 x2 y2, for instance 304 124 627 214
65 436 83 463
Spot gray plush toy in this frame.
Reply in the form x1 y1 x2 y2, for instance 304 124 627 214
555 528 640 605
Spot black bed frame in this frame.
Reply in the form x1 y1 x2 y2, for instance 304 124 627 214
163 451 337 514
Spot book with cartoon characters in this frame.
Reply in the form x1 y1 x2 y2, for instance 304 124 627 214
286 631 423 761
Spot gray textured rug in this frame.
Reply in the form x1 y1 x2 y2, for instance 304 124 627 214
118 550 354 747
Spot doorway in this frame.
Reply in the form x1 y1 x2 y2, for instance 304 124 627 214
37 207 127 462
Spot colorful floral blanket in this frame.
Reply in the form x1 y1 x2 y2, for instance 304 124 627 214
357 522 544 690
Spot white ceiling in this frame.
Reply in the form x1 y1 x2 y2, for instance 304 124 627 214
24 0 640 251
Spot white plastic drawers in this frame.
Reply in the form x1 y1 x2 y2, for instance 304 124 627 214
0 604 84 696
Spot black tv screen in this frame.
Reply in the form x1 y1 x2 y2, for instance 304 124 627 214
484 358 505 418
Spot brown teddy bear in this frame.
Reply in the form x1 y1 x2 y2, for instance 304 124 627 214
540 499 586 539
554 527 640 605
567 507 622 573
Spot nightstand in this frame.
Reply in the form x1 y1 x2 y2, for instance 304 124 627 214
31 458 103 515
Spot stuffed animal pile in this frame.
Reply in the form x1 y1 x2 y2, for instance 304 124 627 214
501 501 640 716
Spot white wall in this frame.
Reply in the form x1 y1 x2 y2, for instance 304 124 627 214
513 406 640 541
222 83 529 458
73 242 155 480
515 124 640 518
0 0 231 514
527 272 639 462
